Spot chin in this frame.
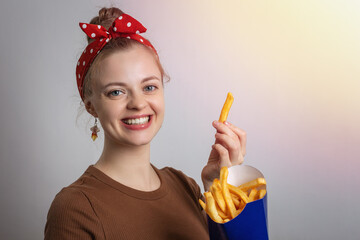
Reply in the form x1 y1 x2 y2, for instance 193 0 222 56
126 123 162 146
122 137 153 147
119 130 158 147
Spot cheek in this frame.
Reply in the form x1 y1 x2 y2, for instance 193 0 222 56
152 94 165 115
96 101 124 122
146 93 164 118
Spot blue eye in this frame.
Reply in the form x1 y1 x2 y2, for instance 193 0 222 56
144 85 157 92
109 90 123 96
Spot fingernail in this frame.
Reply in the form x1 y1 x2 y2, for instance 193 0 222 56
224 121 230 126
213 121 219 126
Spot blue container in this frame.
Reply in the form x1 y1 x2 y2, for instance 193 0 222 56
207 165 268 240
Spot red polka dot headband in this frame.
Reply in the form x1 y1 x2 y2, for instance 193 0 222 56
76 13 157 99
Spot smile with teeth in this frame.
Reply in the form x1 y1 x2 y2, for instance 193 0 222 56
122 116 150 125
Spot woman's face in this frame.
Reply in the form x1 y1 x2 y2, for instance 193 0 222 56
87 45 164 147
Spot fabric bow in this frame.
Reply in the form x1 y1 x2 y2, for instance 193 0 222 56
76 13 157 100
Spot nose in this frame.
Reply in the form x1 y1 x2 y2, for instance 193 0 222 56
126 92 147 110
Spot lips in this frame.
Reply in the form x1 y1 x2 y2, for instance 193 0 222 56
120 114 153 130
122 116 150 125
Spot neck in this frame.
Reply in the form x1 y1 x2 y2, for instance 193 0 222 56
94 134 160 191
98 135 151 168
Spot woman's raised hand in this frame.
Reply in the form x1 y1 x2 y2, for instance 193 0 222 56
201 121 247 191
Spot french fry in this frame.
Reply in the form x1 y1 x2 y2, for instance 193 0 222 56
248 188 258 201
231 193 240 208
219 92 234 123
238 178 267 191
199 199 206 210
236 208 243 215
200 196 228 221
220 167 237 219
238 200 246 210
228 184 250 204
216 206 229 219
258 189 267 199
204 192 223 223
211 179 226 213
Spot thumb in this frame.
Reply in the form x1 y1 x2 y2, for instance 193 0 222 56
212 143 231 169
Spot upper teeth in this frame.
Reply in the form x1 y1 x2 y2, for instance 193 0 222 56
123 116 150 125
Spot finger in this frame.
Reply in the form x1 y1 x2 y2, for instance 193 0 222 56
212 121 237 139
215 133 241 165
223 121 247 156
237 149 244 165
212 143 231 169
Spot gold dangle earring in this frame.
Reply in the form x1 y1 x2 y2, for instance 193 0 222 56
90 118 100 141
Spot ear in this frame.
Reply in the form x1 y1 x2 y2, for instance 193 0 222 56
84 99 98 118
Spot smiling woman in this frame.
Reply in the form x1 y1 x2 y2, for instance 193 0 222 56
87 46 165 147
44 6 246 240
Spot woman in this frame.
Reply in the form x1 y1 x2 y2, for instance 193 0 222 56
45 7 246 240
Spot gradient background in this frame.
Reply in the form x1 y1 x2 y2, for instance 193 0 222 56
0 0 359 239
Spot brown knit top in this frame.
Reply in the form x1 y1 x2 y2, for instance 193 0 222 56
44 165 209 240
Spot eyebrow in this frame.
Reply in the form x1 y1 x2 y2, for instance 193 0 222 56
102 76 161 90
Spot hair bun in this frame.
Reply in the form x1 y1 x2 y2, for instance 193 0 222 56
87 7 124 43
